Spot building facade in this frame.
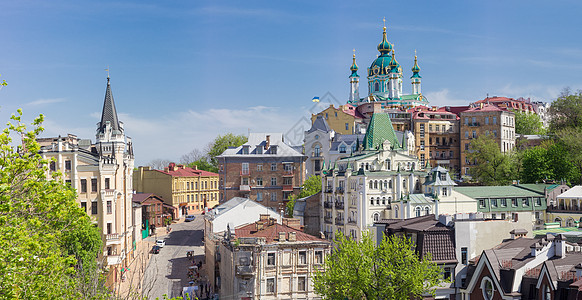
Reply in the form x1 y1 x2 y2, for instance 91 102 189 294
217 133 306 210
459 104 515 178
38 77 135 283
134 163 219 217
219 216 331 300
547 186 582 228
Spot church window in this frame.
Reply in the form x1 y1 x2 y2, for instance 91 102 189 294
369 181 373 189
374 181 378 189
374 82 379 92
425 207 430 215
314 145 320 157
415 207 421 217
373 213 380 222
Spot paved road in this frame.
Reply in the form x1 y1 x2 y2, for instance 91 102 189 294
142 216 205 300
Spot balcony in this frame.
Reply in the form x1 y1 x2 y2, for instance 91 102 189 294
240 185 251 191
240 170 250 176
282 170 294 177
282 185 293 191
106 255 123 266
105 233 122 245
324 216 333 224
236 265 253 276
324 202 333 209
325 186 333 193
335 217 344 226
335 201 344 209
336 186 345 194
547 205 580 213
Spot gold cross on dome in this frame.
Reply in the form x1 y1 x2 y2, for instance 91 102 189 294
383 17 386 28
105 66 110 78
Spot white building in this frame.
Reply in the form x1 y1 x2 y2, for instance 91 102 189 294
38 77 135 284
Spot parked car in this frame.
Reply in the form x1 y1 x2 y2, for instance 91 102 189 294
156 239 166 248
152 245 160 254
185 215 196 222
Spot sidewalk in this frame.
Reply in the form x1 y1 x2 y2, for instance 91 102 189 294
115 218 185 298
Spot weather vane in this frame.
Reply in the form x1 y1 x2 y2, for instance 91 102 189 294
105 66 110 78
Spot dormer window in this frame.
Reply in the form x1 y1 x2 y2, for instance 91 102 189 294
256 146 263 155
440 173 446 181
242 145 250 155
271 145 277 154
339 145 346 153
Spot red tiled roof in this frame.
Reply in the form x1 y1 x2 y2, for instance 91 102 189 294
342 104 365 119
235 223 326 244
155 166 218 177
464 103 507 112
132 193 154 203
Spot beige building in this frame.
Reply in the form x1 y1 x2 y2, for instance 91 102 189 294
310 104 365 135
134 163 219 217
38 77 136 284
459 104 515 178
547 185 582 228
219 215 331 300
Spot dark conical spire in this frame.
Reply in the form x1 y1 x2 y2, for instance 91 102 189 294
98 77 121 134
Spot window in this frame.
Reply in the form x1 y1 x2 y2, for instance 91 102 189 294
472 130 477 138
91 201 98 215
314 145 320 157
315 251 323 264
374 82 379 91
420 140 425 150
501 199 507 207
535 198 542 206
65 160 71 171
461 247 468 264
465 143 470 150
242 145 249 154
485 117 489 125
65 179 71 186
256 192 263 201
298 276 306 291
479 199 485 208
491 199 497 208
298 251 307 264
481 277 494 300
501 213 506 219
266 278 275 293
415 207 421 217
314 160 321 172
443 267 451 280
283 177 292 185
271 177 277 186
107 200 112 214
493 116 497 125
522 198 530 206
242 177 249 185
373 212 380 222
256 177 263 186
187 182 190 190
442 187 448 196
267 253 275 266
345 123 349 131
81 201 87 212
472 117 476 124
271 163 277 171
512 198 518 207
257 164 263 171
271 193 277 202
105 178 110 189
242 163 249 174
464 117 469 125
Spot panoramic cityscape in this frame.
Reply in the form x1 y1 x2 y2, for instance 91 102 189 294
2 1 582 299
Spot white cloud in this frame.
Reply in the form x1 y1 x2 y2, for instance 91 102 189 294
495 84 567 102
424 89 469 107
26 98 66 106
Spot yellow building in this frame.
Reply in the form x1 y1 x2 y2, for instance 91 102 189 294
134 163 219 217
311 104 365 135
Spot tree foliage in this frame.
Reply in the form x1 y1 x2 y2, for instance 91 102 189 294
467 134 514 185
298 175 321 198
0 110 107 299
514 110 544 135
520 140 580 184
313 232 444 299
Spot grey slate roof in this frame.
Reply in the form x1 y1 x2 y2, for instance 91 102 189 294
98 77 121 134
306 115 331 133
218 133 305 158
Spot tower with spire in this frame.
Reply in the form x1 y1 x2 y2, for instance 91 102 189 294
411 52 422 95
349 50 360 102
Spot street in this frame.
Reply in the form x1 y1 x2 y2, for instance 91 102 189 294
142 215 205 300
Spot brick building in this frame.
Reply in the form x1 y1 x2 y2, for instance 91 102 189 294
217 133 306 210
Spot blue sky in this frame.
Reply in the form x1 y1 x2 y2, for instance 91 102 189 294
1 0 581 165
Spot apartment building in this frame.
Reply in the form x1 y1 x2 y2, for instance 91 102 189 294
459 104 515 178
38 77 135 284
217 133 306 210
134 163 219 217
218 215 331 300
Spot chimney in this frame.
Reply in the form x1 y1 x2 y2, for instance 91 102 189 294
265 135 271 150
282 218 302 231
555 234 566 258
168 162 176 171
192 165 198 170
260 214 269 221
279 232 286 242
288 232 297 242
177 164 185 169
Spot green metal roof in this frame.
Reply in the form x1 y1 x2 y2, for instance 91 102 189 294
455 185 544 199
515 184 560 194
363 113 400 150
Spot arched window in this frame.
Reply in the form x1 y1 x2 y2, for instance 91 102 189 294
384 180 388 189
314 145 320 157
389 180 393 189
555 217 563 227
373 212 380 222
425 207 430 215
369 181 373 189
376 198 380 205
415 207 421 217
382 197 386 205
394 206 399 218
374 181 378 189
374 82 379 92
370 199 374 205
365 163 369 170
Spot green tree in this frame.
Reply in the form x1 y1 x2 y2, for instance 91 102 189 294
549 88 582 132
206 133 247 168
188 157 218 173
0 110 107 299
313 232 444 299
514 110 544 135
298 175 321 198
467 135 514 185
